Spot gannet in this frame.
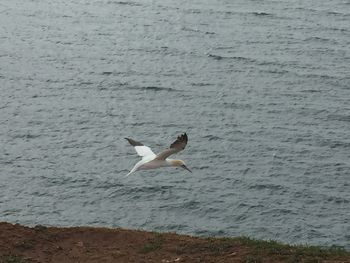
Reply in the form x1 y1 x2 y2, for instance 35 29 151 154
125 133 192 176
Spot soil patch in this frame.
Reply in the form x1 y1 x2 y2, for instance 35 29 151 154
0 222 349 263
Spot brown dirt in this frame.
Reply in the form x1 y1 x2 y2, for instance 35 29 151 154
0 222 349 263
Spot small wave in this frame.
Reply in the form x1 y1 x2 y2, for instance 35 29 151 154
130 121 156 127
303 36 337 44
326 196 349 204
251 12 271 16
191 82 213 87
181 26 215 35
326 11 349 16
261 69 290 75
242 167 250 176
202 135 221 141
248 183 286 192
300 89 321 93
330 142 350 149
297 72 338 80
192 165 210 170
209 153 227 159
184 8 202 14
324 27 349 33
128 185 175 195
161 123 178 128
184 200 201 209
256 60 282 66
222 102 252 110
127 85 178 92
80 81 94 86
143 86 174 92
11 133 41 140
261 208 296 216
207 54 225 60
101 71 113 75
207 54 255 63
207 10 240 17
106 1 142 7
326 114 350 122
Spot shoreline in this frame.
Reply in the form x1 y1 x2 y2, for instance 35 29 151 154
1 222 349 263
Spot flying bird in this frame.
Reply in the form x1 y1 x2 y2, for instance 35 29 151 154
125 133 191 176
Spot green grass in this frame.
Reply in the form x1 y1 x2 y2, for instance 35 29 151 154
0 255 26 263
243 254 263 263
174 235 349 261
169 233 349 262
139 233 165 254
234 236 348 257
33 225 47 232
204 237 237 254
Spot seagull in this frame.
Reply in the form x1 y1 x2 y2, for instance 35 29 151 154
125 133 192 176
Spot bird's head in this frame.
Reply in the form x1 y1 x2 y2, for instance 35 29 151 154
171 159 192 173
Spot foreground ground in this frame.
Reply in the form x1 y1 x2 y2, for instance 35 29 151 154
0 222 349 263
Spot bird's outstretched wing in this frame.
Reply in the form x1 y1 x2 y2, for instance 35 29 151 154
125 138 155 157
155 133 188 160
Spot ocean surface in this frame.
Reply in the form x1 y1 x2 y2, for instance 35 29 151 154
1 0 349 249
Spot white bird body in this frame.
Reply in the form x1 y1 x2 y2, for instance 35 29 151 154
125 133 191 176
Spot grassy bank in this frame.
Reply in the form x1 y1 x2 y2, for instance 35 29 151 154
0 222 349 263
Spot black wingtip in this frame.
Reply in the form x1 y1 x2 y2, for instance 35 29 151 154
170 133 188 149
181 133 188 142
125 138 143 146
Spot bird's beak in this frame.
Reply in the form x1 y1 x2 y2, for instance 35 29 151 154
181 165 192 173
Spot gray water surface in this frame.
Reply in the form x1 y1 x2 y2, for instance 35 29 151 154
1 0 350 249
